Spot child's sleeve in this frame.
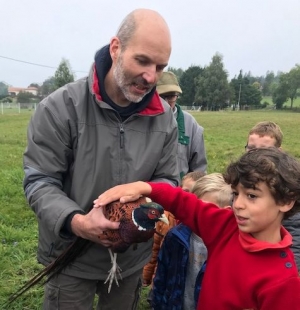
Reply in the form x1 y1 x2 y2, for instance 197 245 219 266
149 182 234 247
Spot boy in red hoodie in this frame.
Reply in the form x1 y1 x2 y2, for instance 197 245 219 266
95 147 300 310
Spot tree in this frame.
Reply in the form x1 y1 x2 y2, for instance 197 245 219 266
0 81 8 100
40 76 56 97
17 91 33 103
167 66 184 81
262 71 275 96
287 64 300 108
272 65 300 109
230 70 262 108
28 83 40 88
178 65 204 106
195 53 231 110
54 58 75 89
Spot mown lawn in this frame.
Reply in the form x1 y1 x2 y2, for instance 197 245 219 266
0 109 299 309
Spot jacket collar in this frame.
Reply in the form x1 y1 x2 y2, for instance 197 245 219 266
239 226 292 252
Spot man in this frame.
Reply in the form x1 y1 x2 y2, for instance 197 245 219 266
142 72 207 304
156 71 207 178
23 9 179 309
245 121 300 272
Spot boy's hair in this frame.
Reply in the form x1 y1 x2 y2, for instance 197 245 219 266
248 121 283 147
181 171 206 183
192 173 232 208
223 147 300 219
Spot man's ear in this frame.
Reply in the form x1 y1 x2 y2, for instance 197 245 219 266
110 36 121 61
279 200 295 213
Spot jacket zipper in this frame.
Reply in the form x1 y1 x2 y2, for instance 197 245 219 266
119 123 124 148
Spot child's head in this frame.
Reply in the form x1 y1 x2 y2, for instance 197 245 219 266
224 147 300 222
245 121 283 151
191 173 232 208
181 171 206 192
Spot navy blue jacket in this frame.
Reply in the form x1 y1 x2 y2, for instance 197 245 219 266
151 223 205 310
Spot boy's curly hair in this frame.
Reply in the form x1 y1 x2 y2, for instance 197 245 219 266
223 147 300 219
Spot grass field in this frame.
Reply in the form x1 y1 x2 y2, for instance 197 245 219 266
0 109 300 309
262 95 300 108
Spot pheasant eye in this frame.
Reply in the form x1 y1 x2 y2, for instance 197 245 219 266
151 210 156 214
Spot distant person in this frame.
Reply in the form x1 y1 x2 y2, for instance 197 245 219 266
156 71 207 179
23 9 179 309
245 120 283 151
96 147 300 309
151 173 232 310
245 121 300 272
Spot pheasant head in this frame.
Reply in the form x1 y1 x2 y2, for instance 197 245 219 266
132 201 168 231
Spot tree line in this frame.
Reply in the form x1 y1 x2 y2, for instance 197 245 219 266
169 53 300 110
1 55 299 109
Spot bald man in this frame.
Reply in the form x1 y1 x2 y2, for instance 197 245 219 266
23 9 178 309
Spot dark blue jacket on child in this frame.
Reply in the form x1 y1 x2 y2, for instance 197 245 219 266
151 223 206 310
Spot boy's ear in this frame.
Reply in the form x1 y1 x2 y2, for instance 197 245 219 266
279 200 295 213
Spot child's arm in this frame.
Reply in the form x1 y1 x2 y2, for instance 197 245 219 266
258 276 300 309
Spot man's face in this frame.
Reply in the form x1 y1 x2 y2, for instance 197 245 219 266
113 53 153 103
245 134 277 152
160 93 178 110
111 28 171 103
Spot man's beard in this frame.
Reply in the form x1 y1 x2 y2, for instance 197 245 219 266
113 55 153 103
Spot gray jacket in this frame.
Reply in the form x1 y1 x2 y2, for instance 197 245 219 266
174 105 207 177
23 67 179 280
283 213 300 272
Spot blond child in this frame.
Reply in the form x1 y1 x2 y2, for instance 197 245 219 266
150 173 232 309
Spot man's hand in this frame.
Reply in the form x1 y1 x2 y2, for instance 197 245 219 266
93 181 152 208
71 207 120 246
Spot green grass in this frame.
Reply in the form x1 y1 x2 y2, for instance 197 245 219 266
1 109 300 309
262 95 300 108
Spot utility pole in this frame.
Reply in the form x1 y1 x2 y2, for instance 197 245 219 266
237 82 241 110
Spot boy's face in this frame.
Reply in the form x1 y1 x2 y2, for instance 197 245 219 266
245 134 277 152
181 177 196 192
232 182 292 242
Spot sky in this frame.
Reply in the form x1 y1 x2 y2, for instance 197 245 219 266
1 0 300 88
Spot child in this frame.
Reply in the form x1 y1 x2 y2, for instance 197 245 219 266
245 121 283 151
245 121 300 272
96 147 300 309
151 173 232 310
143 171 205 297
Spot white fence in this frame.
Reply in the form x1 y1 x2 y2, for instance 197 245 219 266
0 102 37 115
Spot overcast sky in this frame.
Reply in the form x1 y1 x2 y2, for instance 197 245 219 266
1 0 299 87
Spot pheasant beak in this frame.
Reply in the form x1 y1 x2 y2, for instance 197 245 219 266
158 213 169 225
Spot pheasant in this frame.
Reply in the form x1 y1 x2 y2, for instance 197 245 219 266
6 197 168 305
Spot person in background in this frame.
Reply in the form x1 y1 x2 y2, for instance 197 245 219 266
245 121 283 151
23 8 179 310
143 171 205 290
245 121 300 272
95 147 300 309
142 71 208 301
156 71 207 179
151 173 232 310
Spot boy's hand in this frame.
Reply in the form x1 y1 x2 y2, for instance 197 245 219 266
93 181 152 208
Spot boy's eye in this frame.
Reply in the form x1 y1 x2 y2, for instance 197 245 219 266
232 192 238 199
247 193 257 199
